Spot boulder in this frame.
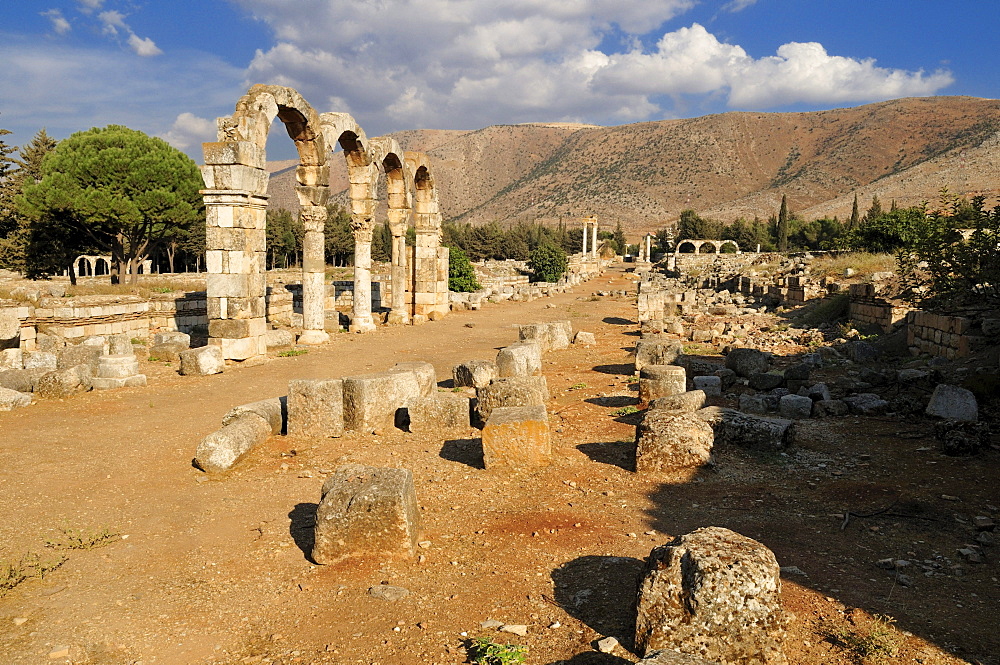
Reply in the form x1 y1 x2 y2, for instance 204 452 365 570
407 393 471 433
265 329 295 350
475 376 548 424
0 368 47 393
482 405 551 469
0 386 32 411
843 393 889 416
782 362 811 382
194 412 272 473
496 341 542 378
222 397 285 435
738 394 771 415
635 410 714 475
453 360 498 389
0 347 23 370
518 323 553 353
312 464 421 564
573 331 596 346
844 340 879 363
0 309 20 349
925 384 978 422
639 650 721 665
714 368 737 391
663 318 686 336
36 365 91 398
639 365 687 406
935 420 991 456
725 348 769 378
635 339 684 372
23 351 57 371
148 341 188 362
692 375 721 397
635 526 786 664
287 379 344 438
56 345 102 373
695 407 794 450
778 394 813 420
749 372 783 391
153 331 190 347
806 383 831 402
812 399 848 418
179 346 225 376
649 390 707 414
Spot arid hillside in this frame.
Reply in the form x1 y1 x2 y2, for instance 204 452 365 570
265 96 1000 234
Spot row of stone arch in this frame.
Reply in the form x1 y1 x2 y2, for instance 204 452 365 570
674 239 741 254
201 85 448 361
74 255 153 277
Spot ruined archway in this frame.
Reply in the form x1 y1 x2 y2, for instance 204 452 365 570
405 152 449 321
676 240 700 254
718 239 740 254
369 137 412 326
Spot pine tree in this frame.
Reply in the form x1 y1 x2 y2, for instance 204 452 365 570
865 195 883 221
0 129 58 272
848 193 860 230
777 194 789 252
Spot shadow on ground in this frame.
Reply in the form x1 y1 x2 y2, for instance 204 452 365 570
603 317 635 326
577 441 636 472
288 502 318 562
440 438 485 469
591 363 635 375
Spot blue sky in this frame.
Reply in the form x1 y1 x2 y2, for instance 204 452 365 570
1 1 997 161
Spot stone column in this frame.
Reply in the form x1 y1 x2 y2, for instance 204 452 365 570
645 234 652 261
582 221 588 256
386 209 410 325
591 222 598 260
298 206 330 344
350 206 377 333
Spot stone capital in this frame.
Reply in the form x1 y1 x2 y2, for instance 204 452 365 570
300 206 328 233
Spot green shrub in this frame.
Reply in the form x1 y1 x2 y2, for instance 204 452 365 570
528 243 568 283
468 637 527 665
447 246 481 292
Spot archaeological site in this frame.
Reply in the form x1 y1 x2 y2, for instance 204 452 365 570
0 85 997 665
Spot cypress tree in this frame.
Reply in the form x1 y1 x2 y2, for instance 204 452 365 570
777 194 789 252
848 193 860 230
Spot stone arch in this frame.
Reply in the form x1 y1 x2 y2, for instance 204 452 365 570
405 152 449 320
202 85 331 359
370 137 413 325
699 243 718 254
718 239 740 254
76 256 92 277
675 240 700 254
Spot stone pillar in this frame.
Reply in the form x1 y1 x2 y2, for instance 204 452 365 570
582 221 588 256
645 234 652 261
386 208 410 325
591 222 598 260
299 206 330 344
350 209 377 333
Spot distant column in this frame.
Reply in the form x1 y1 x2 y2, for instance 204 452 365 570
350 201 377 333
298 205 330 344
387 208 410 325
582 220 588 256
645 234 652 261
591 222 598 260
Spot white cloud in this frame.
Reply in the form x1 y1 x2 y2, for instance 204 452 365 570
41 9 71 35
162 113 216 151
77 0 104 13
128 34 163 57
722 0 758 12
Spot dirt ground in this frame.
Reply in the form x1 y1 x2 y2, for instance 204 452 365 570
1 266 997 665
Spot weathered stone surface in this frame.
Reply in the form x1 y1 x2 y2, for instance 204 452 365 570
407 393 470 432
778 394 813 420
639 365 687 406
0 347 22 370
288 379 344 437
475 376 548 423
663 318 686 335
482 405 551 469
107 334 133 356
635 339 683 372
0 386 31 411
312 464 421 564
223 397 284 435
935 420 991 456
635 526 786 664
0 368 47 393
549 320 573 350
843 393 889 416
676 355 724 377
36 365 92 398
649 390 707 414
453 360 498 389
56 345 102 372
149 341 188 362
265 329 295 349
725 348 769 377
496 341 542 378
194 412 272 474
0 309 19 348
391 361 436 397
695 407 794 450
739 394 770 415
518 323 553 352
749 372 783 391
23 351 57 371
153 331 191 347
844 340 879 363
91 374 147 390
573 331 596 346
692 375 721 397
812 399 848 417
96 354 139 379
806 383 831 402
35 332 66 352
638 650 721 665
714 368 737 390
179 346 225 376
782 362 811 382
636 409 714 474
343 371 421 432
925 384 978 422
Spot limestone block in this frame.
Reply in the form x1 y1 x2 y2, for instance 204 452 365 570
0 368 47 393
96 355 140 379
391 361 436 397
287 379 344 438
738 394 771 415
925 384 978 422
23 351 57 371
749 372 783 391
0 309 19 349
695 407 794 450
312 464 421 564
265 329 295 349
475 376 548 424
639 365 687 406
482 405 551 469
663 318 686 335
518 323 552 353
806 383 831 401
635 339 683 372
638 650 721 665
649 390 707 414
692 375 721 397
194 412 272 474
154 331 191 347
453 360 497 389
149 341 188 361
107 334 133 356
549 320 573 350
56 345 102 373
778 394 812 420
724 348 769 378
223 397 285 435
342 371 420 432
0 348 22 370
782 362 811 382
496 341 542 378
635 526 787 664
36 365 92 399
0 386 32 411
407 393 470 433
636 409 714 474
179 346 225 376
573 331 596 346
843 393 889 416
